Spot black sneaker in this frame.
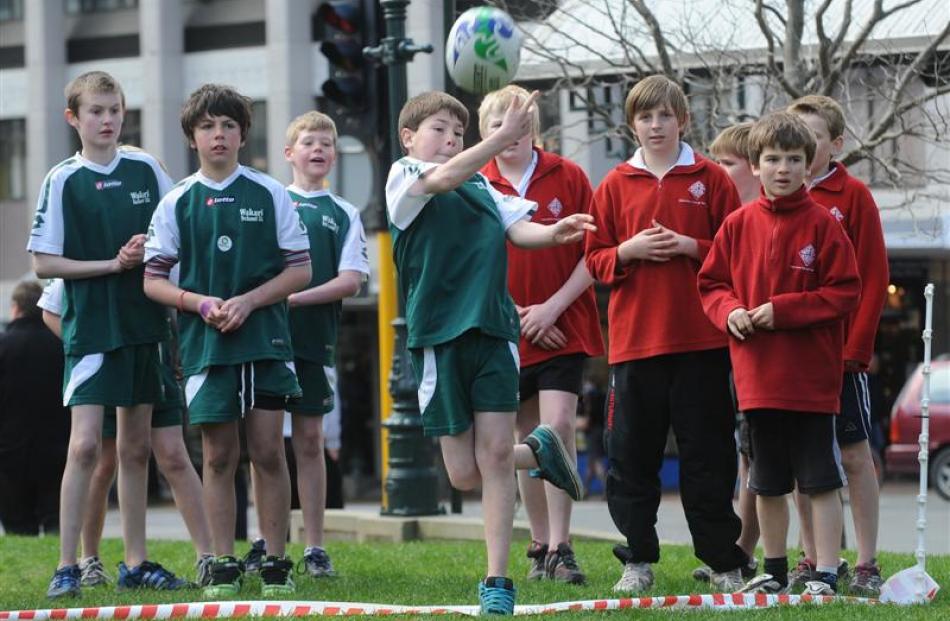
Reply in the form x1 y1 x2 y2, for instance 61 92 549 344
116 560 188 590
299 546 335 577
545 543 585 584
243 538 266 574
260 555 295 597
525 541 548 580
203 556 243 599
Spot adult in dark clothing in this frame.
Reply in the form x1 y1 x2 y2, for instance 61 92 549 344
0 280 69 535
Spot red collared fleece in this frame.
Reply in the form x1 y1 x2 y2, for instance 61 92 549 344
698 186 861 414
482 148 605 367
810 162 889 368
585 149 740 363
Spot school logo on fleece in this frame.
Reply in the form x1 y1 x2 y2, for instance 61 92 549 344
547 198 563 218
795 243 816 272
688 181 706 200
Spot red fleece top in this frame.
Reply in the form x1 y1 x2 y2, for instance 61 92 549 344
482 148 605 367
810 162 889 368
698 186 861 414
585 151 740 363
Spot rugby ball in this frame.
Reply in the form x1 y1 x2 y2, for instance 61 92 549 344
445 6 522 95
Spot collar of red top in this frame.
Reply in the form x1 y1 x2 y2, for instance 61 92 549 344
482 146 562 192
756 184 812 212
619 143 706 177
809 161 846 192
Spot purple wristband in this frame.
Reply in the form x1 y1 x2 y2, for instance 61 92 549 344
199 299 214 319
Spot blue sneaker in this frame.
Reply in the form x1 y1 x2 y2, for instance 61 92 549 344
117 560 188 590
47 565 81 599
478 577 515 615
524 424 583 500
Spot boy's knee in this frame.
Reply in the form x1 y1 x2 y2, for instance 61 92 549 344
292 426 324 461
477 438 514 471
117 437 151 466
204 447 238 476
68 436 101 469
840 441 872 474
155 448 192 479
446 463 480 491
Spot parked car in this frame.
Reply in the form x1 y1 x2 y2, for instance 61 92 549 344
885 357 950 500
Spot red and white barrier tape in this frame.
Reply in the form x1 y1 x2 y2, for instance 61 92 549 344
0 593 882 619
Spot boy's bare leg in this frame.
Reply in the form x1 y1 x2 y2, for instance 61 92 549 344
735 455 759 558
475 411 518 578
841 440 879 566
537 390 578 547
116 404 153 567
202 422 240 556
151 425 212 557
756 494 789 560
793 489 818 561
291 415 327 547
246 409 291 557
59 405 105 568
515 397 549 545
80 438 117 560
810 489 844 571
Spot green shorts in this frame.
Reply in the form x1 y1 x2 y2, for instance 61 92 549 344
409 330 520 437
288 359 335 416
185 360 302 425
63 343 161 408
102 359 184 438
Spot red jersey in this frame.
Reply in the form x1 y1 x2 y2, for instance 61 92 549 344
810 162 889 368
482 148 605 367
584 145 740 363
698 186 861 414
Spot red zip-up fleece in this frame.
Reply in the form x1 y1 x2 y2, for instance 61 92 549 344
482 147 605 367
810 162 889 368
698 186 861 414
585 147 740 363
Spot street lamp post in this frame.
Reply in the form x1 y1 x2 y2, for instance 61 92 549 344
365 0 443 516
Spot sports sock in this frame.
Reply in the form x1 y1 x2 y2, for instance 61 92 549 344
764 557 789 586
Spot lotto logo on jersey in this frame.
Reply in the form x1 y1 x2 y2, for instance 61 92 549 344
206 196 236 206
95 179 122 190
129 190 151 205
240 208 264 223
322 214 340 233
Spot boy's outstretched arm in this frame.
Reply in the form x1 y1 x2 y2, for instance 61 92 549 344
289 270 363 307
217 263 312 333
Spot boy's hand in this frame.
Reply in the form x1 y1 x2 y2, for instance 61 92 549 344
217 294 256 333
117 234 147 269
551 213 596 245
618 225 677 262
749 302 775 330
651 219 699 259
495 90 541 145
519 302 561 345
197 296 226 329
727 307 755 341
535 325 568 350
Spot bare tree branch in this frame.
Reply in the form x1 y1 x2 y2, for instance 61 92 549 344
628 0 675 77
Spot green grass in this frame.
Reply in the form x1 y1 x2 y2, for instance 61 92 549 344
0 536 946 619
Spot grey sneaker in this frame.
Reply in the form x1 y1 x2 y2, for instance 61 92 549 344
802 579 836 596
692 565 712 582
787 557 815 592
693 557 756 583
195 554 214 587
613 562 654 593
79 556 111 587
524 424 583 500
243 538 266 574
545 543 586 585
710 567 745 593
849 562 883 598
738 573 788 594
300 546 335 577
525 541 548 581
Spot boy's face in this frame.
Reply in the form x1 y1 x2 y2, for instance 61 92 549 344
715 152 757 195
401 110 464 163
190 114 243 170
796 112 843 178
481 111 533 163
65 91 124 152
632 105 686 156
285 129 336 183
753 146 808 199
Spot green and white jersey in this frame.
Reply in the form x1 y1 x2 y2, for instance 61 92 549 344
287 187 370 366
27 150 173 355
385 156 535 349
144 165 310 376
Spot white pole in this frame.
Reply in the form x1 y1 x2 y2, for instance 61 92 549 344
914 283 934 597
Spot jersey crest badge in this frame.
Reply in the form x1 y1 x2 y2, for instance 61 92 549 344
687 181 706 200
830 207 845 222
798 244 816 267
547 198 563 218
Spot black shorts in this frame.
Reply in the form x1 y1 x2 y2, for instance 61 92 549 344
519 353 585 402
746 409 846 496
837 371 872 445
737 411 752 459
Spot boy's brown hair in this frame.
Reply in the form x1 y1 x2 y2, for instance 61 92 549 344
180 84 253 142
286 111 338 146
64 71 126 116
477 85 540 141
787 94 846 139
709 122 754 160
397 91 469 154
747 112 817 166
624 74 689 127
11 280 42 320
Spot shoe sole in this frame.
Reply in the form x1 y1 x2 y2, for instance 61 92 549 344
537 424 583 501
262 586 296 597
204 584 241 599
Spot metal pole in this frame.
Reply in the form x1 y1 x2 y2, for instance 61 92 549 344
915 283 934 594
365 0 442 516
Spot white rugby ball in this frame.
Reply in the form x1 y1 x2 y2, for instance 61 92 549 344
445 6 522 95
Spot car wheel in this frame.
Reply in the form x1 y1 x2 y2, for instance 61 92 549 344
931 447 950 502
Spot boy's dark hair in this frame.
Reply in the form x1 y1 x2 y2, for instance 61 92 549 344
11 280 42 320
64 71 126 116
709 122 755 160
180 84 253 142
624 74 689 127
397 91 469 154
788 94 846 140
747 112 817 167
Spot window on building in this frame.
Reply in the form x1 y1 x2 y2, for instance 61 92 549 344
68 109 142 154
65 0 138 14
0 0 23 21
0 118 26 201
186 101 268 173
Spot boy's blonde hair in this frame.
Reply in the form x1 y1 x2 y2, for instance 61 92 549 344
709 122 754 160
397 91 469 154
787 94 846 139
65 71 126 116
747 112 817 166
477 85 540 140
286 111 338 146
624 75 688 127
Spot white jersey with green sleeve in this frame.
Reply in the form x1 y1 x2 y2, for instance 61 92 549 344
385 156 535 349
287 187 370 366
26 150 173 355
144 165 310 375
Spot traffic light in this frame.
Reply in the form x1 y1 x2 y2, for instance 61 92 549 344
315 0 374 113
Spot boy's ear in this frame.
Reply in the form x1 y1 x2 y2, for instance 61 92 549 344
399 127 414 152
830 133 845 156
64 108 79 129
284 144 294 162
